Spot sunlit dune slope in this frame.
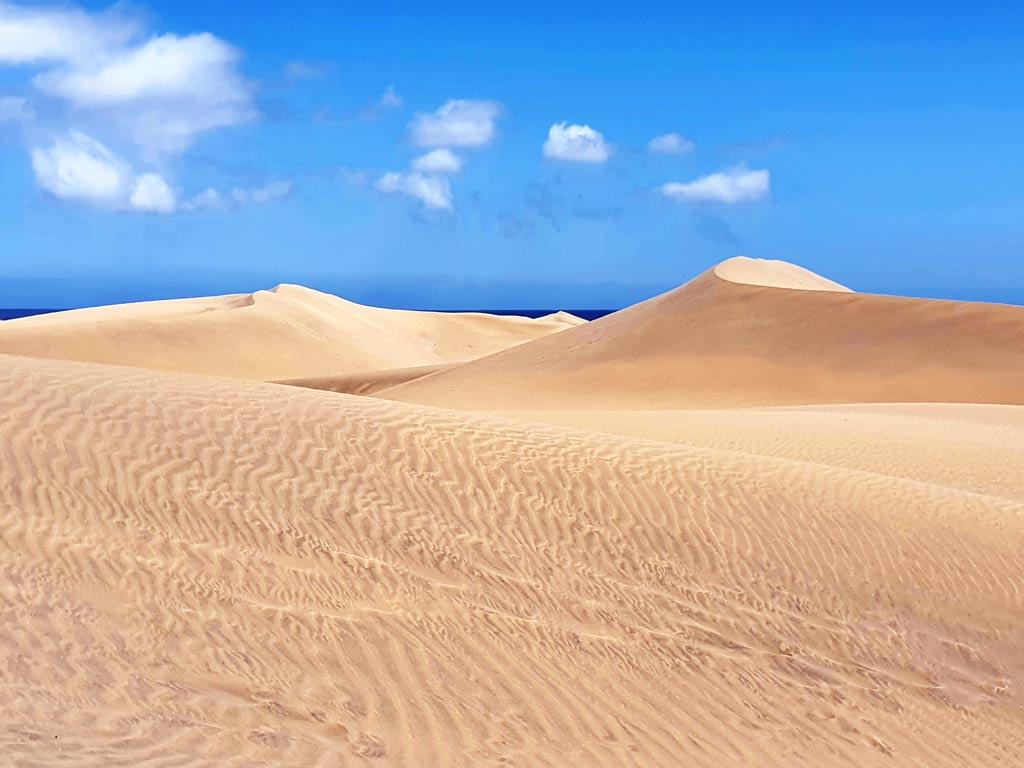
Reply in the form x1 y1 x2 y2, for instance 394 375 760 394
382 257 1024 409
0 284 579 381
505 402 1024 503
2 352 1024 766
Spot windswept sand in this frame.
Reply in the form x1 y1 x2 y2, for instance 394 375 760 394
382 257 1024 409
2 257 1024 766
0 284 580 381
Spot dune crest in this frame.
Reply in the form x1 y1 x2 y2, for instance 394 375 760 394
713 255 852 292
382 257 1024 410
0 284 580 381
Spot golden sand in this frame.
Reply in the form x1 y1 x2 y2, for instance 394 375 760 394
1 258 1022 766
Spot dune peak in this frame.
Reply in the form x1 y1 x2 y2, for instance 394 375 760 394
713 256 853 293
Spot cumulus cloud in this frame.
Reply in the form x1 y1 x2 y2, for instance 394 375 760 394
410 99 501 147
0 2 139 64
543 122 611 163
375 171 452 211
411 148 463 175
34 32 255 154
660 165 770 203
30 131 175 213
0 2 260 212
648 132 695 155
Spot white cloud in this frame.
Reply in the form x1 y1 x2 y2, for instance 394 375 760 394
0 95 31 122
2 3 264 213
34 32 255 154
411 148 463 175
182 187 225 212
543 122 611 163
375 171 452 211
648 132 695 155
231 180 292 205
0 2 139 64
30 130 176 213
181 181 291 213
31 130 130 206
410 99 501 147
130 172 176 213
660 165 770 203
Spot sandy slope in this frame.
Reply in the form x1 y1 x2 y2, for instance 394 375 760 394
505 403 1024 502
382 257 1024 409
0 284 579 381
2 352 1023 767
276 362 458 396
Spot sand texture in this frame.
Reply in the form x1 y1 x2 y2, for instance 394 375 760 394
2 257 1023 766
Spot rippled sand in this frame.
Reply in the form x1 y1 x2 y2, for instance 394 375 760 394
1 258 1022 766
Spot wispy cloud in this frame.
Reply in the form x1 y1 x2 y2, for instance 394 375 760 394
410 99 501 147
284 60 329 79
183 180 293 213
375 171 452 211
660 165 770 203
232 180 293 205
312 84 402 124
543 122 611 163
0 95 31 122
648 132 695 155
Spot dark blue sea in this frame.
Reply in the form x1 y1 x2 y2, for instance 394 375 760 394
1 308 615 321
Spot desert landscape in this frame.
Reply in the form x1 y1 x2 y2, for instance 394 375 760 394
1 256 1023 766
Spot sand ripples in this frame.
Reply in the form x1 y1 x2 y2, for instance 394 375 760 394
2 353 1023 765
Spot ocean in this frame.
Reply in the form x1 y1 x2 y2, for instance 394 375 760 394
0 308 616 321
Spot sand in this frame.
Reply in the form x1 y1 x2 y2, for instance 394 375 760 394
381 256 1024 410
0 284 580 381
2 257 1023 766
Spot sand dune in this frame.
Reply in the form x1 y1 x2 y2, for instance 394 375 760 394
2 352 1023 767
505 402 1024 502
382 257 1024 410
0 284 580 381
4 257 1024 766
276 362 457 396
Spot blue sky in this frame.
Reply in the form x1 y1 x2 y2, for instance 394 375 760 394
1 1 1022 308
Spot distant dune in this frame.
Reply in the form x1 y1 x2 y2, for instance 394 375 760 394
0 284 580 381
382 256 1024 409
3 257 1023 766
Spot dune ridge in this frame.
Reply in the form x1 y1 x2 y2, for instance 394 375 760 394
382 257 1024 410
0 284 580 381
2 352 1023 766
